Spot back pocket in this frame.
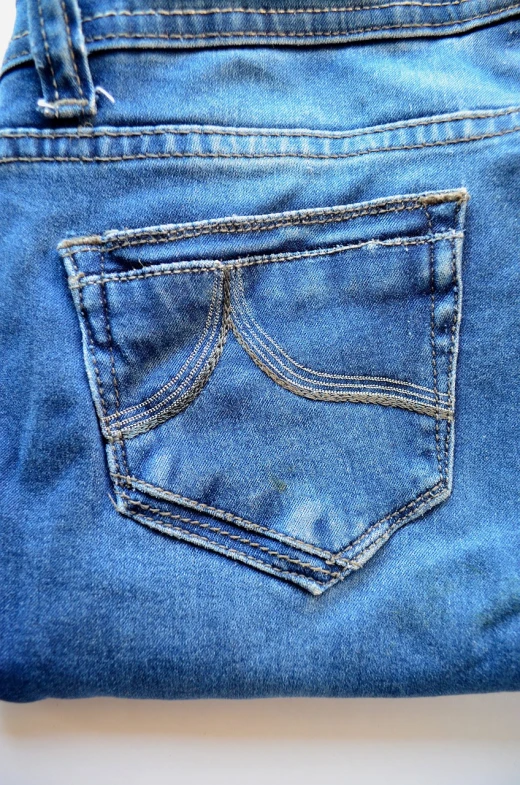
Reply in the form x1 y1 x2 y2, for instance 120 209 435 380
59 188 467 594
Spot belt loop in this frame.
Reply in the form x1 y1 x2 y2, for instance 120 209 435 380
26 0 97 120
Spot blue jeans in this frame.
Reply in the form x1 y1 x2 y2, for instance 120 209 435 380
1 0 519 700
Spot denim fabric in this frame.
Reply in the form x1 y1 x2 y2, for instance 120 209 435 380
0 0 519 700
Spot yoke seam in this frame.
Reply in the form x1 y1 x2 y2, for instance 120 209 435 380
3 123 520 163
1 107 518 140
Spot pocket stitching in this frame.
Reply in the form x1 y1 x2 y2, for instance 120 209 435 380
104 271 223 423
66 192 464 591
232 265 449 400
65 198 431 253
121 494 345 577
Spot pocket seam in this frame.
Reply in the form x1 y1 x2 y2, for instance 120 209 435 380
61 197 434 254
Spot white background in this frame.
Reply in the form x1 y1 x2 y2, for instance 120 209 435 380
0 3 519 783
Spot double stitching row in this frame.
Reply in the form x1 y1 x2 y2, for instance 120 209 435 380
80 0 488 21
2 108 519 140
113 472 337 556
3 124 520 164
132 511 335 587
116 471 446 565
74 200 429 252
79 4 520 42
70 233 462 288
122 494 346 577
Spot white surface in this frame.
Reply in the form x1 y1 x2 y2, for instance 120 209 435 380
0 4 519 784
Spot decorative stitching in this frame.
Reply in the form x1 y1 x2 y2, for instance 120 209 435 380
130 510 334 586
67 200 430 251
71 233 462 288
231 320 452 419
122 494 345 576
36 0 59 102
81 5 520 41
2 108 519 141
112 472 337 555
11 31 29 41
3 124 519 164
232 267 449 404
105 273 222 422
111 271 231 436
60 0 84 98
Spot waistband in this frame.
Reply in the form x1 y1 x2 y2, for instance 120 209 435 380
3 0 520 120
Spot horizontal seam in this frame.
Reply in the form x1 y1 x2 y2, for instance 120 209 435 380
114 472 336 554
81 6 520 41
66 201 429 251
70 233 461 286
2 107 518 141
123 495 342 575
3 124 519 164
80 1 483 22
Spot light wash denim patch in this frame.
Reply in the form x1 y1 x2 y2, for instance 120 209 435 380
0 0 519 700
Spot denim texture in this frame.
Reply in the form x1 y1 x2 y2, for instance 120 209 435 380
0 0 519 700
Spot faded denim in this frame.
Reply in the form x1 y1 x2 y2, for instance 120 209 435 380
0 0 519 701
